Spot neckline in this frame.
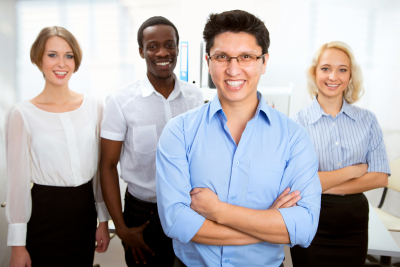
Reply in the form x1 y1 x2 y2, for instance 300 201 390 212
27 94 86 114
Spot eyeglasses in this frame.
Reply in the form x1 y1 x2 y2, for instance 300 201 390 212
208 54 265 66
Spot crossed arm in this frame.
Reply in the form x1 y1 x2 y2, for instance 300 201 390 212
190 188 301 246
318 163 388 194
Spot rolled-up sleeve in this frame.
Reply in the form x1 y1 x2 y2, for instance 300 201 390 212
366 113 391 175
278 122 322 248
156 117 205 244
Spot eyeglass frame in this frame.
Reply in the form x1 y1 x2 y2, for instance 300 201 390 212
207 53 265 65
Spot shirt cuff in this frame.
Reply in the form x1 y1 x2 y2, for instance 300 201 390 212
168 206 205 244
7 223 27 246
96 202 110 222
100 130 125 141
368 165 391 176
278 205 316 248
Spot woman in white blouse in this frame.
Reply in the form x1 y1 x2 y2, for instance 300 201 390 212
6 26 110 267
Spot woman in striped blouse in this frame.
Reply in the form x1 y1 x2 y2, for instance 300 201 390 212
290 41 390 267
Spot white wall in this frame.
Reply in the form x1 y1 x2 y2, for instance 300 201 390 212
0 0 16 265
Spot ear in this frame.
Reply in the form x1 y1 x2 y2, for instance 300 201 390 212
261 53 269 74
205 55 210 74
139 47 144 59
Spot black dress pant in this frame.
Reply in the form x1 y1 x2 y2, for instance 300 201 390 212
122 190 175 267
290 193 369 267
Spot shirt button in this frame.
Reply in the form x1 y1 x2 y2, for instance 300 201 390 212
338 162 341 166
333 122 336 126
236 161 239 165
335 141 339 145
225 259 229 263
231 195 236 199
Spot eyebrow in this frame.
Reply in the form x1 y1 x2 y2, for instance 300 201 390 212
146 39 176 44
320 63 349 67
211 49 259 55
46 50 74 53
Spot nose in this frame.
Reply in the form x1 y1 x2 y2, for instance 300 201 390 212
156 46 170 57
57 56 65 68
226 58 242 77
328 71 337 81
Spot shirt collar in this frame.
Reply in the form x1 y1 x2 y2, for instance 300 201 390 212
208 91 271 123
308 96 356 124
341 98 357 121
140 74 183 100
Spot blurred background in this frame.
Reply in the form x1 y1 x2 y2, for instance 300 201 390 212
1 0 400 265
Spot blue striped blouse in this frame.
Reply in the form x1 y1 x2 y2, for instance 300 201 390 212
291 97 391 175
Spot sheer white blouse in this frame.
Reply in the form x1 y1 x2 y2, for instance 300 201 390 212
5 95 109 246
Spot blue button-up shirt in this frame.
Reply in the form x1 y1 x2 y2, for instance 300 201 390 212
156 93 322 266
291 97 390 174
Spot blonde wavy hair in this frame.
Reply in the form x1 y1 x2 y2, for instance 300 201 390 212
307 41 364 103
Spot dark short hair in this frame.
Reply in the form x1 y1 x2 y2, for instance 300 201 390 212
137 16 179 48
203 10 270 56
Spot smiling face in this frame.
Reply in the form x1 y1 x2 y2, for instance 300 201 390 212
315 48 351 102
139 24 178 81
208 31 268 106
41 36 75 87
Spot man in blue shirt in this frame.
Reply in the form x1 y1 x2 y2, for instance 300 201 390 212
156 10 322 267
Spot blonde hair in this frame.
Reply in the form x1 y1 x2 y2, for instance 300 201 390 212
307 41 364 103
30 26 82 74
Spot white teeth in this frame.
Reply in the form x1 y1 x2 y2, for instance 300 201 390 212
226 80 245 87
326 84 339 87
156 62 170 66
54 71 67 75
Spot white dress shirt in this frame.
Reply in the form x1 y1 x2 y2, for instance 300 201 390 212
101 75 203 203
5 95 109 246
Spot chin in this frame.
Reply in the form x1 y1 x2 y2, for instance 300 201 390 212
156 74 173 80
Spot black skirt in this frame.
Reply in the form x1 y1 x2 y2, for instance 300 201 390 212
290 193 369 267
26 181 97 267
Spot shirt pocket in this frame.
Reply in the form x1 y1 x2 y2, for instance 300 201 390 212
247 160 285 207
132 125 158 154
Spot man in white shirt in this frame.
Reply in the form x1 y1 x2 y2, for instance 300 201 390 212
100 16 203 267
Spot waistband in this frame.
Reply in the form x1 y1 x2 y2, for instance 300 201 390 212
125 190 158 210
322 193 366 204
33 180 93 190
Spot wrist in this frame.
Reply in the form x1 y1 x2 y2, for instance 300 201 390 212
12 246 26 252
115 224 129 239
98 221 108 229
215 202 229 224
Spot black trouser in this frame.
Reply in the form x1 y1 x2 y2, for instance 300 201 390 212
173 257 284 267
122 191 175 267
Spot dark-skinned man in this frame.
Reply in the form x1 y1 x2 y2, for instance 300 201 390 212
100 16 203 267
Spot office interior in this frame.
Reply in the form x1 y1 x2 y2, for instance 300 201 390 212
0 0 400 266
